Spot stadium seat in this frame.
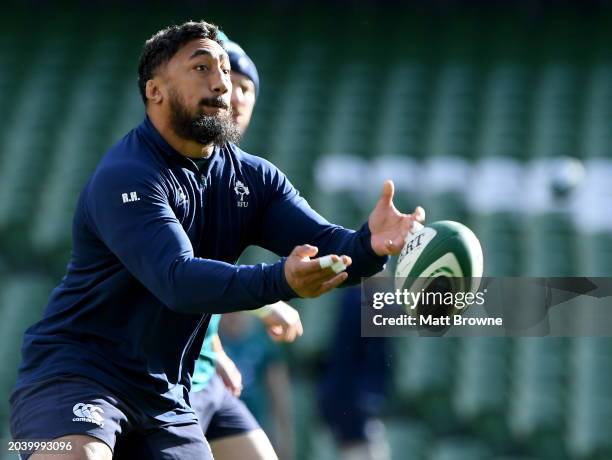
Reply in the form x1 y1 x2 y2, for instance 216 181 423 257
429 437 491 460
0 38 74 263
426 62 479 161
0 275 52 438
30 38 128 268
290 378 331 460
393 337 458 431
478 63 530 159
372 62 430 159
530 63 581 159
582 63 612 158
567 338 612 459
454 338 511 447
385 418 431 460
509 338 568 458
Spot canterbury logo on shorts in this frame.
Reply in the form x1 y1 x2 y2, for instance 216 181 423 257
72 402 105 427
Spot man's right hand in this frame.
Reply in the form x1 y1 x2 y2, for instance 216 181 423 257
284 245 352 297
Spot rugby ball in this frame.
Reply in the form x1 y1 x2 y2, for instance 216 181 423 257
395 220 484 313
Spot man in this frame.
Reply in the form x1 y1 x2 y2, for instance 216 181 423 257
10 21 424 460
319 287 391 460
189 39 299 460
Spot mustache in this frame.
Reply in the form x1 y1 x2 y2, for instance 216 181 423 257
199 97 229 110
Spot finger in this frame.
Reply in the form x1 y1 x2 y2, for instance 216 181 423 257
291 244 319 259
286 326 298 342
269 331 286 342
296 318 304 336
340 255 352 267
401 215 416 234
296 257 337 276
379 180 395 206
318 254 344 270
268 324 284 337
305 264 347 285
278 325 293 342
318 271 349 294
298 255 345 280
414 206 426 222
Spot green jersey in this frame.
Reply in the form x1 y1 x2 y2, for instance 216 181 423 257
191 314 221 392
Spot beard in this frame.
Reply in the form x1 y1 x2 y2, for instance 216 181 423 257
168 87 241 147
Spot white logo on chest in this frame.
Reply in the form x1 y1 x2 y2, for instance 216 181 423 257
234 180 249 207
177 187 188 205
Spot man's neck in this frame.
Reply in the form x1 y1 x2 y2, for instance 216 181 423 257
148 110 214 159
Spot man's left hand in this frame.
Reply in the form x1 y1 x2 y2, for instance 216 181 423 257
369 180 426 256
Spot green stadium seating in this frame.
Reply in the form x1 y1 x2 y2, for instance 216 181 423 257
471 212 526 276
582 64 612 158
525 212 580 276
454 338 511 448
30 38 127 268
426 62 480 161
429 437 491 460
393 337 458 431
478 63 530 159
509 338 568 458
386 419 431 460
0 275 53 440
373 62 430 158
567 338 612 459
0 38 75 263
530 63 581 159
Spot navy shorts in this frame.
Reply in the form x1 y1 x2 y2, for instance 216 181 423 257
10 375 212 460
190 374 260 441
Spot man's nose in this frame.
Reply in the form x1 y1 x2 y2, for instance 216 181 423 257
211 69 230 95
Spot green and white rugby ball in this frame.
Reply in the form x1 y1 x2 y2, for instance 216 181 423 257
395 220 484 311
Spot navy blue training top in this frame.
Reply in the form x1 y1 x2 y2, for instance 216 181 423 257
15 116 387 422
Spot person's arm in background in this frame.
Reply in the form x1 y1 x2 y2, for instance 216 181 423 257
217 301 303 395
212 334 243 396
249 301 303 342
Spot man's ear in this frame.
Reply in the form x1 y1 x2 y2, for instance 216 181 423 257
145 78 164 105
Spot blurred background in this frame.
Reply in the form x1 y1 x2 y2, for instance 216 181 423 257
1 0 612 459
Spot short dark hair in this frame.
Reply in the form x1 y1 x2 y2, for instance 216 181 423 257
137 20 223 104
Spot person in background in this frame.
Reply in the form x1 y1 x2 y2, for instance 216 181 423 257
318 286 392 460
219 311 296 460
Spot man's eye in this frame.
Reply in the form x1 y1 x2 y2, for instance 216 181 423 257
222 69 230 75
196 65 208 71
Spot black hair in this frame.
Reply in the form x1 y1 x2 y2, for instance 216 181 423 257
137 20 222 104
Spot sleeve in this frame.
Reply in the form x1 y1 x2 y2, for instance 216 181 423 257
252 165 388 285
86 163 296 314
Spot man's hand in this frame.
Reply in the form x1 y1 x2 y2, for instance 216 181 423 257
259 302 304 342
216 352 243 397
284 245 352 298
369 180 426 256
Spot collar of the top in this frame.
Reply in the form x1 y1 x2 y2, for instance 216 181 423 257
140 115 222 173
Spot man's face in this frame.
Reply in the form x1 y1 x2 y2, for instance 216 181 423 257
157 38 240 145
230 72 256 134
